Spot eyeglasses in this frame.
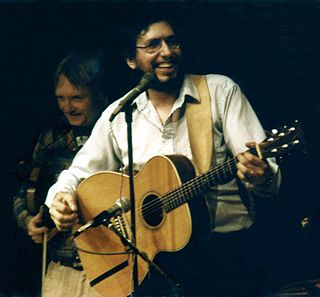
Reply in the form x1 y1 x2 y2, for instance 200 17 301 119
136 36 181 54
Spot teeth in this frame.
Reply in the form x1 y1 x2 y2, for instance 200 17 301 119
158 63 172 68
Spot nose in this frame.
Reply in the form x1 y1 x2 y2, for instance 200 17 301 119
59 98 75 113
159 40 173 56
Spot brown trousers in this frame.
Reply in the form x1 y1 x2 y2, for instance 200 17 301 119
43 261 101 297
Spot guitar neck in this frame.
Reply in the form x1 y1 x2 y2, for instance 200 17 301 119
162 145 262 213
163 157 238 213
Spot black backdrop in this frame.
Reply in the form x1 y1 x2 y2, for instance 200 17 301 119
0 0 319 295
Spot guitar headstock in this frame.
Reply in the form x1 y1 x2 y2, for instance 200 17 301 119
259 120 305 159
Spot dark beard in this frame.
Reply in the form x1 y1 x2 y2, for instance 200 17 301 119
149 70 185 95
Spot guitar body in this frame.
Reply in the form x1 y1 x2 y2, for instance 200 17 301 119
74 155 197 297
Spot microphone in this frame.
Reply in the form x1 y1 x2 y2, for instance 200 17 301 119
72 197 131 238
109 72 155 122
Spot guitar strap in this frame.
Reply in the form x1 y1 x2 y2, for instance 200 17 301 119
186 74 213 175
186 75 256 224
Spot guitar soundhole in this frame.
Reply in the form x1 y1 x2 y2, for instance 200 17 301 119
142 194 164 227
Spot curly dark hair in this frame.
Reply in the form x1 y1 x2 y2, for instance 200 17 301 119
121 14 182 60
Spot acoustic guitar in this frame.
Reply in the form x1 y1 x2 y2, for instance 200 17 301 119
73 121 303 297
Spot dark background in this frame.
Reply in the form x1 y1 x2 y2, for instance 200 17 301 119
0 0 319 296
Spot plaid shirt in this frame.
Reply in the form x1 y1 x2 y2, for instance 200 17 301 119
13 122 90 263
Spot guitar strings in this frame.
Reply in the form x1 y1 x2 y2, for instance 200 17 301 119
131 157 238 231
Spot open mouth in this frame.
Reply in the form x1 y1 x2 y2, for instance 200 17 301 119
157 62 174 69
67 112 81 117
151 59 180 82
155 63 178 75
66 113 83 121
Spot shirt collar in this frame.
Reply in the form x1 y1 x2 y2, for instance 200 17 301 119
176 74 201 105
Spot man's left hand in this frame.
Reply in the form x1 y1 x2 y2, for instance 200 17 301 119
236 142 273 186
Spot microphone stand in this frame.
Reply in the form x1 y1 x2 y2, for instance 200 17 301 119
108 73 181 295
113 105 180 296
124 104 139 294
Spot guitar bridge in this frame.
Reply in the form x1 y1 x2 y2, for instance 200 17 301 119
114 214 131 251
114 214 129 240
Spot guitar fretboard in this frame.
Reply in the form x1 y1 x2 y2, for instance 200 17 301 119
162 147 258 213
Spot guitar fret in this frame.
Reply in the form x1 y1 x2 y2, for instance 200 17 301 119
227 160 234 176
222 167 228 179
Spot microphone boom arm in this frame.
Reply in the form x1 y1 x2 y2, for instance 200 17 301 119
109 72 155 122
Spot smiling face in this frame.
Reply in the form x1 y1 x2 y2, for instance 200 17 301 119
55 74 97 127
126 21 183 84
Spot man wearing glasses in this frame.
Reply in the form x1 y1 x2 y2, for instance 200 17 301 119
46 16 280 297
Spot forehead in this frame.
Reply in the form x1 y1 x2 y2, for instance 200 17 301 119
137 21 176 43
55 74 89 95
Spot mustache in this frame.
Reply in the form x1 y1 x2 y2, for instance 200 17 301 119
151 57 181 69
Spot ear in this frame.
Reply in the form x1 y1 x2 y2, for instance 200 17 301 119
126 58 137 70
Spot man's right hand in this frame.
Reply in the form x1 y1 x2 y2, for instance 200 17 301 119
49 192 78 231
27 207 49 244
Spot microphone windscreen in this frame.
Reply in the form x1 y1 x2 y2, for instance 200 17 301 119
136 72 155 92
